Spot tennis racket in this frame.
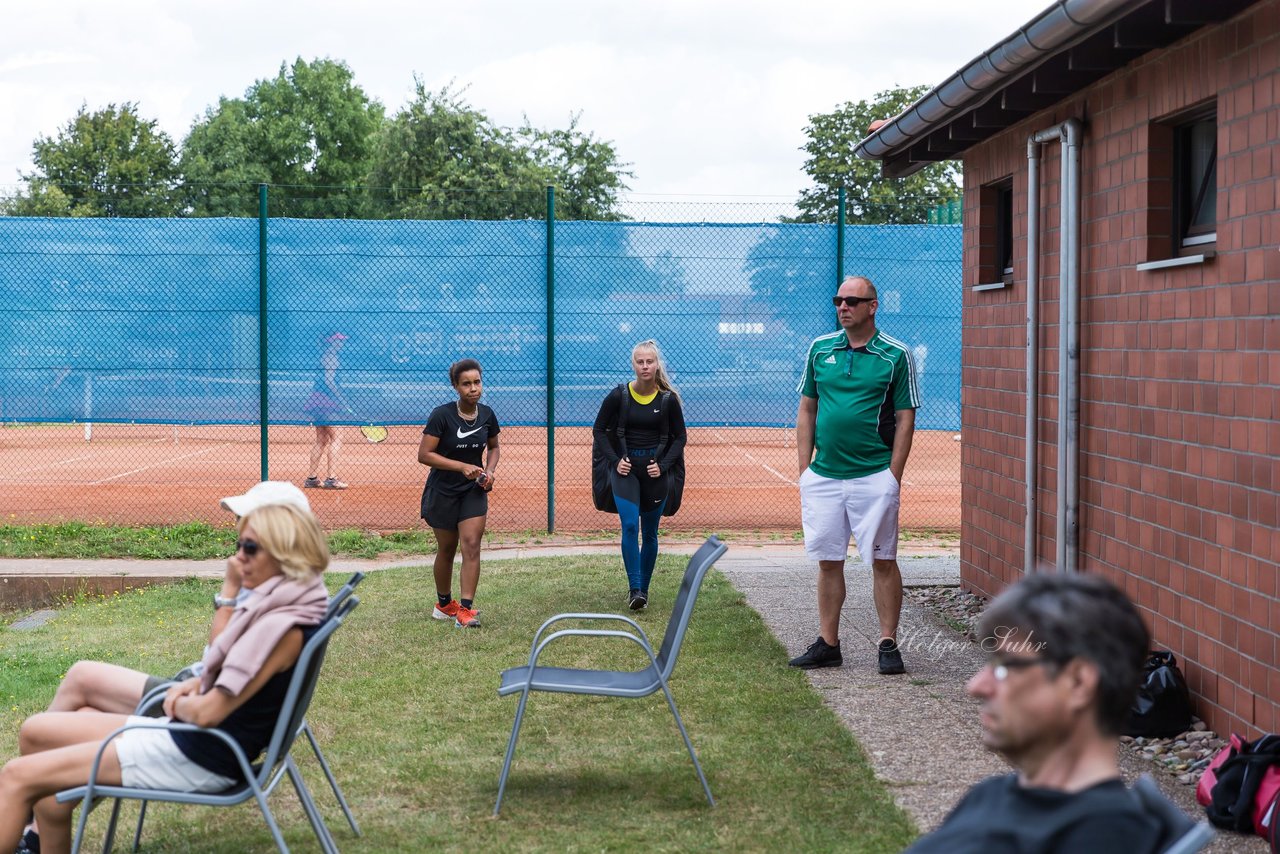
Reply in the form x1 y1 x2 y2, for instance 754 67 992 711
359 424 388 444
345 408 388 444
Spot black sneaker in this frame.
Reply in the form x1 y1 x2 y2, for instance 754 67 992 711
628 589 648 611
878 638 906 675
17 828 40 854
788 637 842 669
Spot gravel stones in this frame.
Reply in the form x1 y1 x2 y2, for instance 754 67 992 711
906 585 1229 787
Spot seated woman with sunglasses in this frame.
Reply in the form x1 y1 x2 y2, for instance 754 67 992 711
42 482 314 719
0 503 330 854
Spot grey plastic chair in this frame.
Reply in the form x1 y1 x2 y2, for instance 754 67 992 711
57 596 359 854
128 572 365 846
1130 774 1215 854
494 535 728 815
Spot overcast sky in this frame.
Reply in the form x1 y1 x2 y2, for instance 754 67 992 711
1 0 1052 206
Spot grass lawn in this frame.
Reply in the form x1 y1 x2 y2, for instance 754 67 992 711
0 554 919 853
0 521 956 559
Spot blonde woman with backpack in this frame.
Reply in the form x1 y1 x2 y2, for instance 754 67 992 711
591 340 687 610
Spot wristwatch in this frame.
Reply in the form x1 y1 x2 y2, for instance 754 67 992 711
213 593 239 609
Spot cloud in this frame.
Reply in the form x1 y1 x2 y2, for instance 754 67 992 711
0 0 1052 197
0 52 95 75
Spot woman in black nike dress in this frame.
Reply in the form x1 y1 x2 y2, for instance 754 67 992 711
417 359 500 629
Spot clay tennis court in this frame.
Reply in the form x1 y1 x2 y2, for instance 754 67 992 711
0 424 959 533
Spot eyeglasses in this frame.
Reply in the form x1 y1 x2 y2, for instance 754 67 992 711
989 657 1050 682
235 538 262 558
832 295 875 308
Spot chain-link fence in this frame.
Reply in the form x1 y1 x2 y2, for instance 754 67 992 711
0 185 960 533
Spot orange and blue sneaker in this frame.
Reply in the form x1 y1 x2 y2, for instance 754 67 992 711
454 605 481 629
433 600 460 620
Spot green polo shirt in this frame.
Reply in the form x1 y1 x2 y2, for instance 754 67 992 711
797 329 920 479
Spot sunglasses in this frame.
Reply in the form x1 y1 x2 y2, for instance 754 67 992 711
988 656 1051 682
832 295 875 308
236 538 262 558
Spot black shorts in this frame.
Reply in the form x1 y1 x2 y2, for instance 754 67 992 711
422 486 489 531
141 673 170 718
610 447 668 512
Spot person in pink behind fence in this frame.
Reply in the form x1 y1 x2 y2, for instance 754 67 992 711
0 503 329 854
304 331 350 490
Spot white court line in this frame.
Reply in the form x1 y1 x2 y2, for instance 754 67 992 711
90 443 233 485
710 428 797 486
7 438 169 478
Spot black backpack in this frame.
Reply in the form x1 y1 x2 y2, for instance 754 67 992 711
591 384 685 516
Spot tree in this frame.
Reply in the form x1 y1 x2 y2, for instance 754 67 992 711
517 114 633 221
8 103 179 217
0 181 75 216
365 81 632 220
364 82 548 220
791 86 960 224
180 58 384 217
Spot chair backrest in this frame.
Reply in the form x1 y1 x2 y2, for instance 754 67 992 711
655 536 727 679
1130 774 1215 854
251 595 358 783
324 571 365 620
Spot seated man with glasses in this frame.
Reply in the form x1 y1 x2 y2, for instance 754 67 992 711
905 572 1166 853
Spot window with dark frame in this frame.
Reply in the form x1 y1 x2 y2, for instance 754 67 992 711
977 177 1015 286
995 180 1014 281
1175 111 1217 248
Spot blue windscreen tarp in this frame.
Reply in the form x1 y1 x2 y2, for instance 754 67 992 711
0 217 961 430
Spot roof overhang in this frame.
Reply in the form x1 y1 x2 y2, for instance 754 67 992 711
854 0 1260 177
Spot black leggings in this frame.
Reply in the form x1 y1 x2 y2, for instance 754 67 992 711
610 447 667 592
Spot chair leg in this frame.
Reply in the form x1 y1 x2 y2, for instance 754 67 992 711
287 758 340 854
493 689 532 816
71 794 96 854
303 722 361 835
101 799 121 854
132 801 147 852
658 680 715 807
250 786 292 854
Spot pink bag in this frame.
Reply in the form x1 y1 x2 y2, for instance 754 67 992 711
1196 733 1280 838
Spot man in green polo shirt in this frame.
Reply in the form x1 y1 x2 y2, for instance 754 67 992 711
790 275 920 674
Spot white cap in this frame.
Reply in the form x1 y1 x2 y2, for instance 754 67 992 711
219 481 311 517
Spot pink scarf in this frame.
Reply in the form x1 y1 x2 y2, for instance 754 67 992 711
199 574 328 697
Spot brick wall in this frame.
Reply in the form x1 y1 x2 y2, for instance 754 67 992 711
959 0 1279 738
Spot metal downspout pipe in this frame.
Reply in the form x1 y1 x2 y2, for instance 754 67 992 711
1025 117 1082 574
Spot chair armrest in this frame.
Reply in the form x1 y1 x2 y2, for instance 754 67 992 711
1161 823 1215 854
527 628 660 676
528 612 652 660
54 719 256 805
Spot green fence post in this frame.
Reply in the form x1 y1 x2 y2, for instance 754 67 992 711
258 183 269 482
546 185 556 532
836 186 846 288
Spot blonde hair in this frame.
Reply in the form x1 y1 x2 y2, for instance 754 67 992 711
238 504 329 581
632 339 680 399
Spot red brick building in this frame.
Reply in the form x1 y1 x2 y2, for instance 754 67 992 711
857 0 1277 737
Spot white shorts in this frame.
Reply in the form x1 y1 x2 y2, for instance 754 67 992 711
114 716 237 792
799 466 901 563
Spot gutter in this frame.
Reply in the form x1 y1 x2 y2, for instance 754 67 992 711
852 0 1145 163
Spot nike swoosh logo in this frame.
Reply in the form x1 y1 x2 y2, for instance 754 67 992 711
653 409 660 413
457 426 484 438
